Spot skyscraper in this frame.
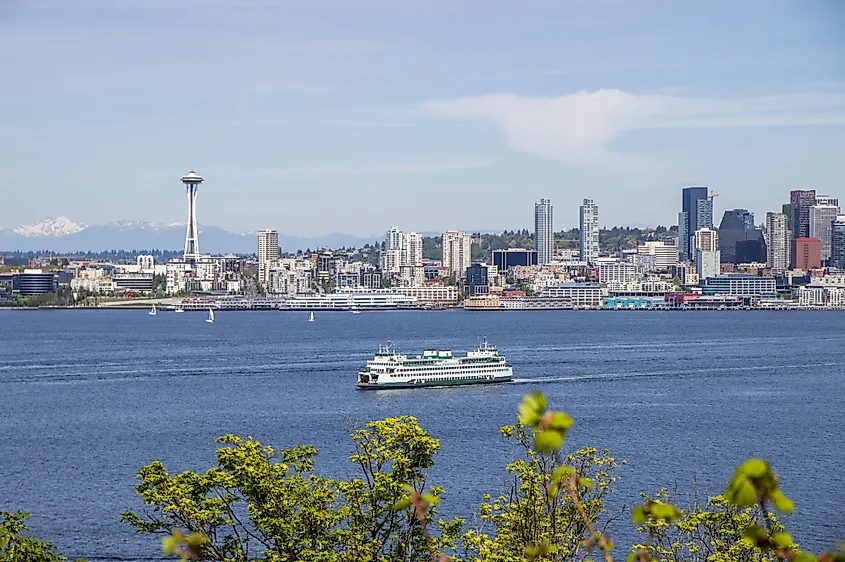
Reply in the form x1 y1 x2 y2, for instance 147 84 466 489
831 216 845 269
403 231 423 267
765 212 789 271
534 199 554 265
790 190 817 240
257 229 279 286
791 238 821 270
579 198 599 265
381 227 422 274
679 186 710 261
441 230 473 278
718 209 766 264
181 170 204 265
809 203 840 263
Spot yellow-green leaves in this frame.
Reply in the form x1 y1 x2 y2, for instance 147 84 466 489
631 500 683 525
518 391 547 427
161 530 207 560
518 391 575 455
725 457 794 513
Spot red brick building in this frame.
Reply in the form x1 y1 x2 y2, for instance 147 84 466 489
792 238 822 270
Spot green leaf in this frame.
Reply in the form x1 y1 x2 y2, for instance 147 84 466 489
578 477 593 490
547 412 575 430
738 458 769 478
162 535 180 555
534 430 563 453
391 498 412 510
553 465 575 483
772 532 793 548
631 505 646 525
771 489 795 513
792 552 819 562
730 478 757 506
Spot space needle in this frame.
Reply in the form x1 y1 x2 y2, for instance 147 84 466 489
181 170 203 265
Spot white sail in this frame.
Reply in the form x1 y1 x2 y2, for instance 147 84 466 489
206 308 214 323
308 311 315 322
149 304 156 316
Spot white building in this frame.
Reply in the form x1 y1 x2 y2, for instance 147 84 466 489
338 286 458 305
136 254 154 272
165 261 191 295
694 228 718 252
404 231 423 267
268 257 314 296
380 227 423 276
809 204 840 262
257 229 280 286
539 283 606 308
442 230 473 279
765 212 790 271
597 261 638 283
636 241 678 271
534 199 554 265
579 198 599 265
696 250 721 281
398 265 425 288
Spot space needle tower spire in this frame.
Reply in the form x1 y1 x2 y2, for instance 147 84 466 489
181 170 203 265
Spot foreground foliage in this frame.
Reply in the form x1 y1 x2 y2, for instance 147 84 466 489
0 512 83 562
119 391 843 562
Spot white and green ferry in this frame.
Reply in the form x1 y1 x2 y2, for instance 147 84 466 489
356 340 513 390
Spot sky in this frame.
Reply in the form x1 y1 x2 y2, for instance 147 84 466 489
1 0 844 236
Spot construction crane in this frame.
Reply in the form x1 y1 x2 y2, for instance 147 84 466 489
709 193 719 200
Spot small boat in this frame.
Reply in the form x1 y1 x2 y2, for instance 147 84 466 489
174 307 185 314
308 311 315 322
149 304 157 316
205 309 214 323
351 307 361 315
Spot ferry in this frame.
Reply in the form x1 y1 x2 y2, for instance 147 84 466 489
356 340 513 390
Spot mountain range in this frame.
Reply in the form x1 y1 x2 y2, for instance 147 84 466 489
0 217 379 254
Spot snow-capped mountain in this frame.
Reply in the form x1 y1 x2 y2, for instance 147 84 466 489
11 217 87 237
0 218 377 253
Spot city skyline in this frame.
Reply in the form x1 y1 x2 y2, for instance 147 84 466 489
1 1 844 235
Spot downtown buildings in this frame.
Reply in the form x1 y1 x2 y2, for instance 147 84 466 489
765 212 790 271
678 187 713 262
441 230 473 279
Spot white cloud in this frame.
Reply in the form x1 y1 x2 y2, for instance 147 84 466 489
424 89 845 167
258 160 494 177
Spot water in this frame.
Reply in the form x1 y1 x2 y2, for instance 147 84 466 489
0 310 843 560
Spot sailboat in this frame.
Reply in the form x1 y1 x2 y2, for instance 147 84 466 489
205 308 215 323
149 304 157 316
351 306 361 315
308 311 315 322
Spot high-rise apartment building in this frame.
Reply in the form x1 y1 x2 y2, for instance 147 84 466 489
257 229 279 286
790 190 817 240
765 212 789 271
579 198 599 264
381 227 422 275
694 228 718 253
809 203 840 262
831 216 845 269
442 230 473 278
534 199 554 265
679 186 710 261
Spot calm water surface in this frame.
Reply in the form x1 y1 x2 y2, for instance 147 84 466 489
1 310 843 560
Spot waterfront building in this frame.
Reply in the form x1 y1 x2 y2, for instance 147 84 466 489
16 270 58 295
398 265 425 288
602 296 668 310
181 170 203 265
339 286 458 305
113 274 153 293
441 230 473 279
718 209 767 264
257 229 279 287
636 241 678 271
492 249 538 271
765 212 790 271
679 186 710 261
465 263 489 297
136 255 154 272
579 198 599 265
809 203 840 262
280 292 417 310
534 199 554 265
791 238 822 270
538 283 605 308
701 274 777 297
831 216 845 269
790 190 817 240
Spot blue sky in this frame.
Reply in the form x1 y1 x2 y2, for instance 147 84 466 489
1 0 843 236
